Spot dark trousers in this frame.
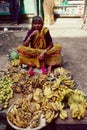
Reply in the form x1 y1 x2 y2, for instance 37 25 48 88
9 0 21 23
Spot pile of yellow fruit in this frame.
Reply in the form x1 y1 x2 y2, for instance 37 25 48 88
0 66 87 129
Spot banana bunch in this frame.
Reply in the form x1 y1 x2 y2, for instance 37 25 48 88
52 89 65 102
33 88 43 102
21 97 28 111
74 89 86 97
70 103 78 118
51 78 61 90
68 89 87 120
45 110 55 123
59 109 68 120
54 67 70 76
68 89 87 106
63 79 75 88
10 59 20 67
30 112 41 128
70 103 86 120
59 74 75 89
27 93 33 102
54 67 75 89
29 102 41 113
72 93 86 104
59 85 74 100
41 97 49 108
51 101 64 111
44 86 54 99
11 73 22 82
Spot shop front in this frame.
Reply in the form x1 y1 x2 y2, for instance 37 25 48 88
0 0 38 21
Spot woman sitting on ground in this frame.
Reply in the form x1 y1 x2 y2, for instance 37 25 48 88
17 16 62 75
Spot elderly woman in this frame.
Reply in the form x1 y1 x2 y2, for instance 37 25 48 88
17 16 61 75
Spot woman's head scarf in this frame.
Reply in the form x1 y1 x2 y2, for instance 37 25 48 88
32 16 43 25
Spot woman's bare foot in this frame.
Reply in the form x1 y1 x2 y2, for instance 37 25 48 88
28 67 33 71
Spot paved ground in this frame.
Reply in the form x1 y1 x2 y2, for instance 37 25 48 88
0 17 87 92
0 18 87 130
49 18 87 93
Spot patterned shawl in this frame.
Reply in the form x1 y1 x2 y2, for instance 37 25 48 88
33 27 48 49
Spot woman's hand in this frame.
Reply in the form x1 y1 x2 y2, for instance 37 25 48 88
23 30 39 47
38 50 47 61
30 30 39 37
23 40 29 47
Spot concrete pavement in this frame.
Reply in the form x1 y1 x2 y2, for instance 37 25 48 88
0 17 87 129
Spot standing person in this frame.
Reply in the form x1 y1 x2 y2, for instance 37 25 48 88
43 0 55 25
9 0 21 25
17 16 62 75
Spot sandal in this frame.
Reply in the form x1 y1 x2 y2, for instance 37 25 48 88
28 68 35 76
41 67 47 74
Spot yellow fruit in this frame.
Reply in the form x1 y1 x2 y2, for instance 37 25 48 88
59 110 68 120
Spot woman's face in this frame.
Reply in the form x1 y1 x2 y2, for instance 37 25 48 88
32 20 43 31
